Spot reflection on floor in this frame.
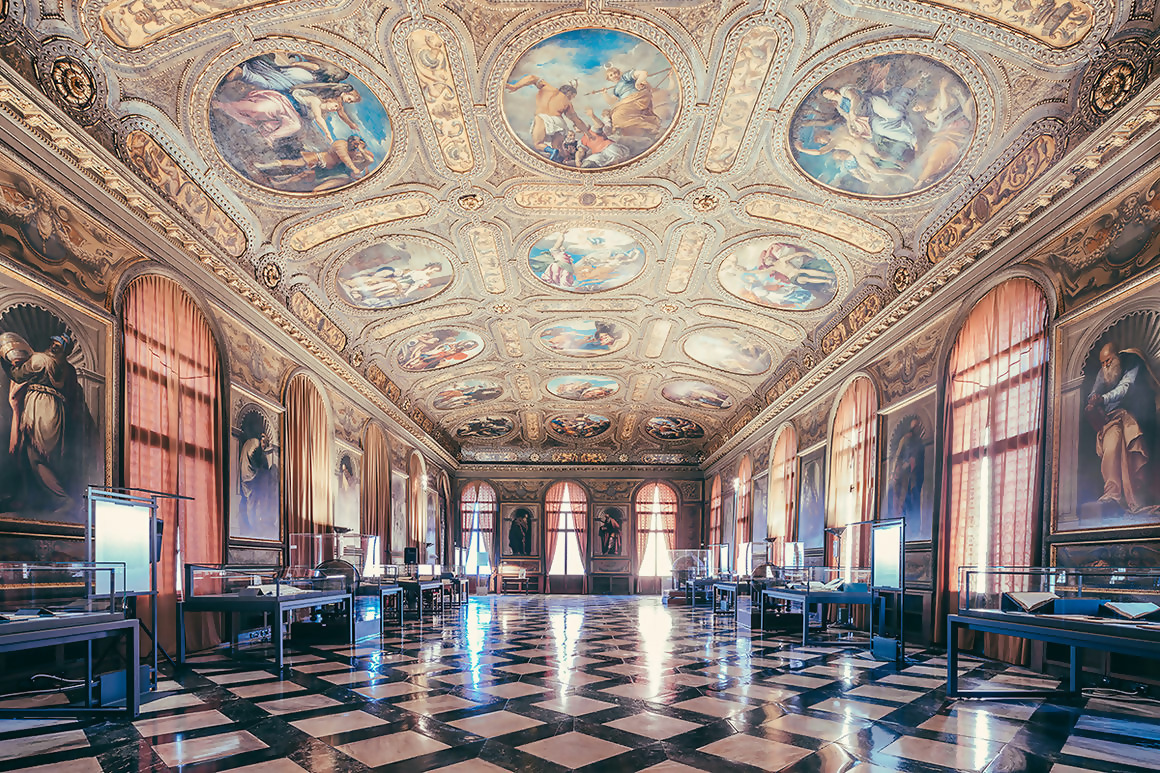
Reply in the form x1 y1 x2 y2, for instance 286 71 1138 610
0 594 1155 772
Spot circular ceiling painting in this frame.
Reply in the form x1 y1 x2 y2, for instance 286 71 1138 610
662 381 734 410
718 240 838 311
336 238 452 309
788 53 976 197
397 329 484 372
210 51 392 194
456 416 514 439
502 28 678 170
549 414 611 438
539 319 630 357
645 416 705 441
683 329 772 375
432 379 504 410
529 227 646 293
547 375 620 401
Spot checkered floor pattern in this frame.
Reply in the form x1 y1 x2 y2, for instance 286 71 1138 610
0 594 1157 772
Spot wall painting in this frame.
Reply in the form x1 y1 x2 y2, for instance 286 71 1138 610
528 227 646 292
717 240 838 311
336 239 453 309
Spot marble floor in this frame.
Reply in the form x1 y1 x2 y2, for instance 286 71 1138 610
0 595 1156 773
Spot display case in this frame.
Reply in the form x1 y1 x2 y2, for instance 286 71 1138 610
0 563 125 631
958 566 1160 625
708 544 732 577
185 564 345 599
670 549 709 586
287 533 382 580
762 566 871 591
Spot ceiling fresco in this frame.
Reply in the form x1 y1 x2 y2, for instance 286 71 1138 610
0 0 1155 465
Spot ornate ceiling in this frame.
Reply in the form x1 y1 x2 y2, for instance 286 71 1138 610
0 0 1156 465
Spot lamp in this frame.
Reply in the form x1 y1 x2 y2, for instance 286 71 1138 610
825 525 848 568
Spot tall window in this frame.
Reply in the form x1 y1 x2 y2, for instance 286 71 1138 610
461 482 497 575
546 482 587 578
284 373 331 536
408 452 426 552
767 424 799 557
942 278 1049 662
825 376 879 577
361 423 391 563
735 456 753 572
123 275 222 652
636 483 677 577
708 475 723 546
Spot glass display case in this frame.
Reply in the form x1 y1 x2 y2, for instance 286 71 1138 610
185 564 345 599
287 533 382 579
670 549 710 587
0 562 125 624
761 566 872 591
959 566 1160 625
708 544 732 577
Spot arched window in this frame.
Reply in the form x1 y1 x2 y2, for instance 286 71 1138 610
941 278 1049 662
284 373 331 537
767 424 799 558
123 275 223 652
461 482 497 575
708 474 723 546
360 423 391 566
546 481 587 579
825 376 879 577
735 456 753 572
636 482 677 577
408 452 427 555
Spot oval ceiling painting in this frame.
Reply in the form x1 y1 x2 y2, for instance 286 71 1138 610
397 329 484 372
210 51 391 194
549 414 611 438
529 227 646 293
788 53 976 197
432 379 504 410
456 416 514 439
336 238 452 309
547 375 620 401
539 319 630 357
662 381 734 410
683 329 772 375
645 416 705 441
502 28 679 170
718 240 838 311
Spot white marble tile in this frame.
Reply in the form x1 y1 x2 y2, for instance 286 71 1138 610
698 733 812 771
290 710 387 736
449 710 545 738
0 730 89 763
337 730 448 766
153 730 267 767
519 731 629 767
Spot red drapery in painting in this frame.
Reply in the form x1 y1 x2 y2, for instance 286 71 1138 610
545 481 587 591
284 373 331 540
767 425 799 555
360 423 390 562
825 377 878 577
460 482 497 566
708 475 722 547
635 482 678 566
937 278 1049 664
123 274 223 653
735 456 753 572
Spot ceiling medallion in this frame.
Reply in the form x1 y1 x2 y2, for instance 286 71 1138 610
500 28 680 171
788 53 977 198
457 192 485 211
260 262 282 288
209 51 392 195
335 237 453 309
50 57 95 110
659 301 678 314
397 329 485 372
538 319 631 357
547 375 621 401
1092 60 1137 116
348 350 364 368
491 302 512 314
645 416 705 441
548 413 611 438
432 379 504 410
691 192 719 212
683 328 773 375
892 265 913 292
456 416 515 439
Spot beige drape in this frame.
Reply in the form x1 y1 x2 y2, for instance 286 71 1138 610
708 475 722 546
123 275 223 653
460 482 497 566
767 425 799 553
825 376 878 575
360 423 390 562
735 455 753 571
284 373 331 538
635 482 678 566
937 278 1049 663
408 453 426 550
545 481 587 590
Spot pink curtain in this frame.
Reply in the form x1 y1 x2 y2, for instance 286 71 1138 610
767 425 799 550
708 475 722 546
408 454 426 551
360 424 390 562
460 482 497 566
735 456 753 571
284 373 331 538
123 275 223 653
545 481 586 591
937 278 1049 663
825 377 879 574
635 482 678 566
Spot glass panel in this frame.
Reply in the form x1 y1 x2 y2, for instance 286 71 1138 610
0 563 124 620
959 567 1160 624
186 564 345 597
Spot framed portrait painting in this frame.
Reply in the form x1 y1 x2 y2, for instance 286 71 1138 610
229 387 283 543
879 387 937 542
500 503 539 558
797 446 826 549
592 506 627 558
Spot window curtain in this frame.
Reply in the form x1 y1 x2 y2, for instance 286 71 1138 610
123 275 223 653
460 482 497 566
735 456 753 571
408 454 426 550
825 376 878 577
937 278 1049 664
360 424 390 562
545 481 586 590
709 475 722 546
635 482 678 565
284 373 331 538
767 425 799 551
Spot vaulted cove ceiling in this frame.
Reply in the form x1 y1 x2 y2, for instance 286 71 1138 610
1 0 1153 464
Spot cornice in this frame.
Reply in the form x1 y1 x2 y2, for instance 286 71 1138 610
0 63 458 468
